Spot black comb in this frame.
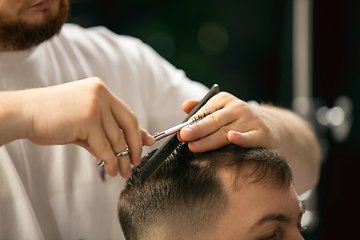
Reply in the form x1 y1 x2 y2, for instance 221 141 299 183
138 84 220 186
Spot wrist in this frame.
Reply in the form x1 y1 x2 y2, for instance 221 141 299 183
0 90 32 145
257 103 290 150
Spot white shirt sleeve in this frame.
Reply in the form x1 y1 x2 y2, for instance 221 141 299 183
61 24 209 134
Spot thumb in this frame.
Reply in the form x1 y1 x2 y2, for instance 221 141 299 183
140 128 155 146
228 130 259 148
181 99 201 114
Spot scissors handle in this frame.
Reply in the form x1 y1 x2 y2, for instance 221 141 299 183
153 117 202 141
97 116 203 166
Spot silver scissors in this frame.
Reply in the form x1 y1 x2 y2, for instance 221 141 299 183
97 115 204 177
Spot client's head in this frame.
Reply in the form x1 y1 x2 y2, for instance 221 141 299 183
119 144 305 240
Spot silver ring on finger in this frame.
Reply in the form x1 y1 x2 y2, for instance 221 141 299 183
116 147 131 159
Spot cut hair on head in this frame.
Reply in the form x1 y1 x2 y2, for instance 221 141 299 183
118 143 292 240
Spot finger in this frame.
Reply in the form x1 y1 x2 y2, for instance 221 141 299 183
102 109 133 178
179 106 237 142
191 92 245 120
187 124 231 152
86 126 119 177
191 92 231 115
228 130 266 148
181 98 201 114
179 93 234 142
75 140 122 176
110 99 142 167
227 130 248 147
140 127 155 146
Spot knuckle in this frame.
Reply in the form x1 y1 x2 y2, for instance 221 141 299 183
217 91 230 99
232 99 248 112
89 77 105 86
87 77 108 94
207 113 221 125
218 92 236 102
247 133 255 146
130 111 139 125
124 110 139 126
113 129 125 144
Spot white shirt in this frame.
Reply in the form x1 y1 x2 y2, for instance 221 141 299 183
0 24 208 240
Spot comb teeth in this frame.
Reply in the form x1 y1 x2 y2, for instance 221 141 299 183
192 112 209 122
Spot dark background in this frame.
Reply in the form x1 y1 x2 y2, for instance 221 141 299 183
67 0 359 239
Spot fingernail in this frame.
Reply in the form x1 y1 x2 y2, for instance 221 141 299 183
192 140 201 148
228 130 237 136
133 157 141 166
113 167 118 176
147 131 153 138
144 131 155 145
182 128 194 138
148 133 155 145
127 167 133 178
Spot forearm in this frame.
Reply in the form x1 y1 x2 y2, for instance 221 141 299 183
259 104 321 194
0 91 29 146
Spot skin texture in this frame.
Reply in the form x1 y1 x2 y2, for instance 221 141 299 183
152 186 305 240
119 145 299 240
0 79 155 178
0 0 321 191
211 168 305 240
180 94 320 194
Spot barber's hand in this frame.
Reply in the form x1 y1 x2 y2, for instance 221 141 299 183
179 92 281 152
180 91 321 194
23 78 154 178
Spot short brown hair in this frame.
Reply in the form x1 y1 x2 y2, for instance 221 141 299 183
118 143 292 240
